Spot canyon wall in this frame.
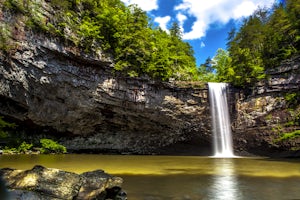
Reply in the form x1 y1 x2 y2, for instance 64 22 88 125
0 8 299 156
231 56 300 157
0 33 211 154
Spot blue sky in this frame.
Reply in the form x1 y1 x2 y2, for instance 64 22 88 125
121 0 277 66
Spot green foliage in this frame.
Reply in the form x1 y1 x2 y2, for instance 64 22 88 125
2 138 67 154
276 130 300 142
40 138 67 154
200 0 300 86
1 0 199 81
284 92 299 106
17 141 33 153
0 23 12 52
226 9 268 86
263 0 300 68
265 114 273 121
3 146 18 154
289 109 300 126
2 142 33 154
198 57 217 82
211 49 233 83
0 116 15 139
3 0 26 14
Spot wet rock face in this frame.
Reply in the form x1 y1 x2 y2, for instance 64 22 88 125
231 56 300 157
0 33 210 154
0 165 126 200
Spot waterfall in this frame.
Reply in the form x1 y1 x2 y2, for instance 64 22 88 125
208 82 235 158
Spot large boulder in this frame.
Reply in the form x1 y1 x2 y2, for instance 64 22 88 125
0 165 126 200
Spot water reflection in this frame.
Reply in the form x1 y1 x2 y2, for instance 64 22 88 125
207 158 240 200
1 155 300 199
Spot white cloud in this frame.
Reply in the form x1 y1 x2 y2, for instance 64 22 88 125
121 0 158 11
176 13 187 26
154 16 171 32
174 0 275 40
183 20 207 39
233 1 257 18
176 13 187 33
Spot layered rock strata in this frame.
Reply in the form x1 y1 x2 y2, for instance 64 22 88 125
231 56 300 157
0 33 210 154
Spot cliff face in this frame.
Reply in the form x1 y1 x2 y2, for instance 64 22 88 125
1 3 299 156
0 32 211 154
1 31 299 156
231 56 300 157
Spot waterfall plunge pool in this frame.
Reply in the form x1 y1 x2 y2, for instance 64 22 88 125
1 154 300 200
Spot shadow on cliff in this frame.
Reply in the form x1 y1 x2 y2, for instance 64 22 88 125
156 138 213 156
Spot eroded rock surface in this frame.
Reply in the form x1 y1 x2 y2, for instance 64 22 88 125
0 0 299 157
0 31 210 154
231 56 300 157
0 165 126 200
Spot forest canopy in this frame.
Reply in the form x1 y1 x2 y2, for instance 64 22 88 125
1 0 299 85
199 0 300 86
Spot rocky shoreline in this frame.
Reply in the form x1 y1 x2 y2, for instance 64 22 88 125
0 165 127 200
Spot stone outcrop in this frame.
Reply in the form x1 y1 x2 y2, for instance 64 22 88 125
231 56 300 157
0 165 126 200
0 30 211 154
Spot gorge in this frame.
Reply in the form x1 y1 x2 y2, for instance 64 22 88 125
0 0 299 157
0 30 299 157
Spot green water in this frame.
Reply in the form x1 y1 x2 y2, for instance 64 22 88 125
0 154 300 199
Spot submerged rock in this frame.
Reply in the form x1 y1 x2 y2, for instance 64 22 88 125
0 165 127 200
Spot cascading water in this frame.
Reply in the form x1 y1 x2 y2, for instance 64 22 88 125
208 82 235 158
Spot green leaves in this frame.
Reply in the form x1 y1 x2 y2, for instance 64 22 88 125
1 0 199 81
218 0 300 87
275 130 300 142
40 139 67 154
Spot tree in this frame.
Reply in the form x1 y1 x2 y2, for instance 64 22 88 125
263 1 299 69
198 57 216 82
170 22 182 39
2 0 200 81
211 49 233 83
226 8 269 86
